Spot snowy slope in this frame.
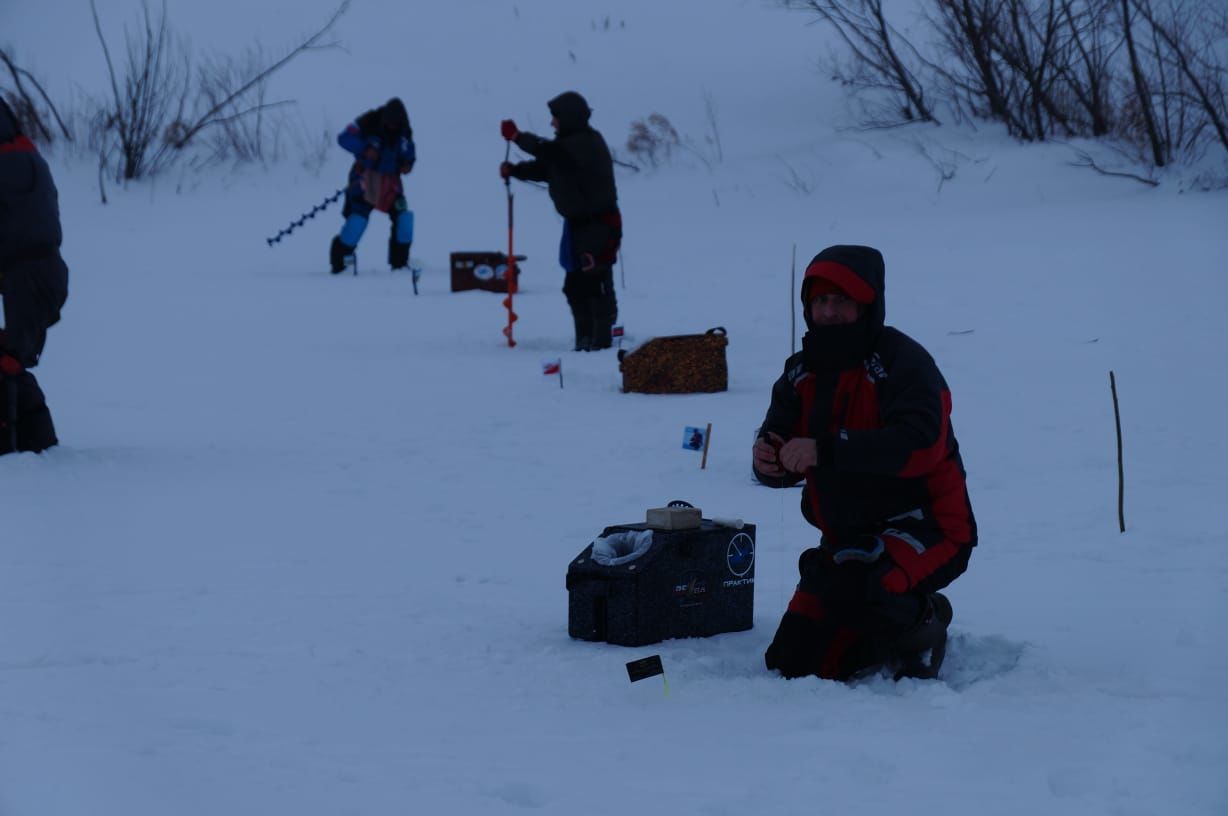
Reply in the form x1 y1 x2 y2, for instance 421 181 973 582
3 0 1228 814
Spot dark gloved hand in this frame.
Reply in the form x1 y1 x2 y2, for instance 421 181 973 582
499 161 513 180
500 119 519 141
0 353 23 377
579 252 596 272
399 160 414 174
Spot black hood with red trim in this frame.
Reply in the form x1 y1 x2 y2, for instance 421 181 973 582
801 244 886 332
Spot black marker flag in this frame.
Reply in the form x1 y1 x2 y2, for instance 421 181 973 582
626 655 669 694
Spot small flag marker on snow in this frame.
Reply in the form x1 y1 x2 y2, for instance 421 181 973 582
682 423 713 469
626 655 668 695
612 324 624 349
543 358 563 389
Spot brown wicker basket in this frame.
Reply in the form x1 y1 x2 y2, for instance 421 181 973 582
619 327 728 394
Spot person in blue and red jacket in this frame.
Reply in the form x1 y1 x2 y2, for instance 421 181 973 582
330 97 416 274
0 97 68 455
753 244 976 681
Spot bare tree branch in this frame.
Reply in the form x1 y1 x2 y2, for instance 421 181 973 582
0 49 73 142
168 0 350 149
1069 147 1160 183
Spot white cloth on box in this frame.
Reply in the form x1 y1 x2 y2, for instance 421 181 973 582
591 530 654 566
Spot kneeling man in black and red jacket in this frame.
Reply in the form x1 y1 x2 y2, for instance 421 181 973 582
753 244 976 681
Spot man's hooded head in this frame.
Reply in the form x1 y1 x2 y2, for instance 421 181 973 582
801 244 885 331
548 91 592 133
799 245 887 369
379 97 409 134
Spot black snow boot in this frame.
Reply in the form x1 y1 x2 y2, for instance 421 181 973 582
889 593 953 680
330 236 355 274
0 372 58 455
389 239 411 270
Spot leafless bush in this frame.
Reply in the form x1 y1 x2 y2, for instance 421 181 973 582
196 45 282 166
783 0 1228 171
89 0 349 181
687 90 725 165
590 16 626 30
286 113 335 176
785 0 939 126
90 0 192 180
1120 0 1228 165
777 156 819 193
626 95 727 171
0 49 73 144
626 113 681 168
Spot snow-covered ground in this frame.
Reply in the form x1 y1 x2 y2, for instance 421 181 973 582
4 1 1227 813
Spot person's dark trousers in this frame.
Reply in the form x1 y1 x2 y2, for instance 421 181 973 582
0 370 57 455
2 252 69 367
563 267 618 351
587 266 618 350
387 198 414 270
331 191 371 273
562 270 594 351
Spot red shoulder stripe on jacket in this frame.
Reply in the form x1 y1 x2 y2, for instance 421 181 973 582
0 135 36 154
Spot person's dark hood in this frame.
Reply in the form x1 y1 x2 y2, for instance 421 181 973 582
0 97 19 143
379 97 409 133
548 91 591 133
800 244 886 333
799 245 886 371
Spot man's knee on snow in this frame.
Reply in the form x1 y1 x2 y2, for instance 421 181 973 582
765 610 828 679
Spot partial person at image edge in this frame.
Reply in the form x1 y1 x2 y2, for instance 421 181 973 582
752 244 977 682
0 96 68 456
500 91 622 352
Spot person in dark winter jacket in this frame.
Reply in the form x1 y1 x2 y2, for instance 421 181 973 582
500 91 622 351
0 97 68 455
330 97 417 274
753 245 976 682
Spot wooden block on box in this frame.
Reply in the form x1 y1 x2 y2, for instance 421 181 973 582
645 506 702 530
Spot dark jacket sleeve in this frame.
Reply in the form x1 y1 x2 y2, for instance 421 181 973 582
0 147 67 367
508 158 548 183
507 131 554 182
754 360 806 488
513 131 556 159
337 122 369 157
832 338 951 478
397 133 416 172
